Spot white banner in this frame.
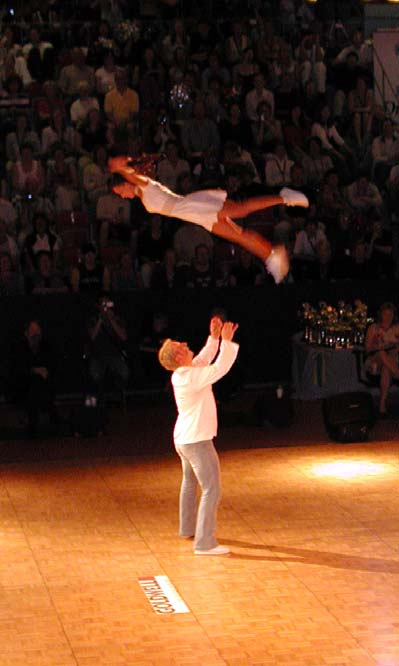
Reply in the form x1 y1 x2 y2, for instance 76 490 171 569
138 575 190 614
373 30 399 118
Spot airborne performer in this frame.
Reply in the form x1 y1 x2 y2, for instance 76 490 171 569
109 155 309 283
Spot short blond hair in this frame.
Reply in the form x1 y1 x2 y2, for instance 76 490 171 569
158 338 180 371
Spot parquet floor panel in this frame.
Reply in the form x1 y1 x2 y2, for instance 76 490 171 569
0 414 398 666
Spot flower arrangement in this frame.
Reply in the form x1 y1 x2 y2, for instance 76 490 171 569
114 20 141 45
301 300 372 348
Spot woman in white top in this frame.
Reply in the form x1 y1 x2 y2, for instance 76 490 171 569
365 302 399 417
109 155 309 283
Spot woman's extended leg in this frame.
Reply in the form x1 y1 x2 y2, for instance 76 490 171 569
213 215 288 283
222 187 309 220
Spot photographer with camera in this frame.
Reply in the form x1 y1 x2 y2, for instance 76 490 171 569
86 295 130 409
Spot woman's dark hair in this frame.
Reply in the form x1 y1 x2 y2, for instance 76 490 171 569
377 302 397 324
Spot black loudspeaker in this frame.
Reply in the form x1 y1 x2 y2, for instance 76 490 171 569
322 391 375 442
252 392 294 428
71 404 104 437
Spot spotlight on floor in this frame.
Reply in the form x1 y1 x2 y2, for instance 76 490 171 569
311 460 389 479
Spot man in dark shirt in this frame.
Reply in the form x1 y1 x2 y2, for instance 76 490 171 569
11 319 58 436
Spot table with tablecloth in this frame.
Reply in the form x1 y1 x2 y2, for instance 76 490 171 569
292 332 366 400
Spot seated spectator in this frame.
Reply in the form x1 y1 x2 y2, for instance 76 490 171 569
386 159 399 216
193 148 224 188
23 212 61 271
41 108 78 158
99 203 132 248
83 145 111 205
70 81 100 128
317 169 351 228
112 250 141 291
331 51 371 121
70 243 111 293
311 104 352 171
252 100 283 154
347 75 374 150
342 238 375 280
223 141 261 184
283 104 310 161
204 76 228 125
292 214 328 280
11 143 45 199
299 78 324 124
365 302 399 417
87 20 119 68
181 98 220 162
225 20 251 67
232 47 259 96
0 252 24 296
58 47 95 99
138 214 171 288
34 80 65 129
77 108 113 157
219 101 252 149
328 210 357 279
10 319 58 436
245 72 274 123
46 144 80 212
95 50 117 96
86 295 130 407
152 108 177 153
104 67 139 132
270 46 296 91
0 74 31 133
157 140 190 191
149 247 191 288
295 31 326 94
274 73 299 123
187 242 216 288
346 172 383 219
265 143 294 190
366 219 394 279
333 29 372 69
161 18 190 67
96 174 131 225
21 27 54 82
371 117 399 187
27 250 68 294
256 19 288 70
5 112 40 163
0 198 17 235
201 51 230 91
173 220 214 267
229 248 264 286
302 136 334 189
0 219 19 269
189 20 217 68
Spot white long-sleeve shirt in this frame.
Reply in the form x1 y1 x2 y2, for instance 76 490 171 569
172 337 239 445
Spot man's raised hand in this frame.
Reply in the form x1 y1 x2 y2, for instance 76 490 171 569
210 316 223 339
221 322 239 341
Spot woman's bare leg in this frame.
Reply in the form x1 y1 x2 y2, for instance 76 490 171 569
379 366 392 413
376 350 399 379
222 196 283 220
212 215 272 261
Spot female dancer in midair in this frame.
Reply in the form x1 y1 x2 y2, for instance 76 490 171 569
108 155 309 283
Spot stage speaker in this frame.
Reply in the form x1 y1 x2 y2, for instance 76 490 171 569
252 390 294 428
322 391 375 442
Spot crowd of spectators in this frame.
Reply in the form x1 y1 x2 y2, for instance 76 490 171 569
0 0 398 298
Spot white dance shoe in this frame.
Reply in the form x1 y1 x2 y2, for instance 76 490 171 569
279 187 309 208
194 545 230 555
265 245 290 284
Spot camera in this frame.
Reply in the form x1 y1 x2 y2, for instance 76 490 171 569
9 8 15 16
159 115 167 126
26 193 33 200
101 299 114 312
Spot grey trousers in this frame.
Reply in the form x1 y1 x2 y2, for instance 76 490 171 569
175 439 221 551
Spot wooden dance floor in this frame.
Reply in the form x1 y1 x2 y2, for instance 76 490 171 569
0 398 398 666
